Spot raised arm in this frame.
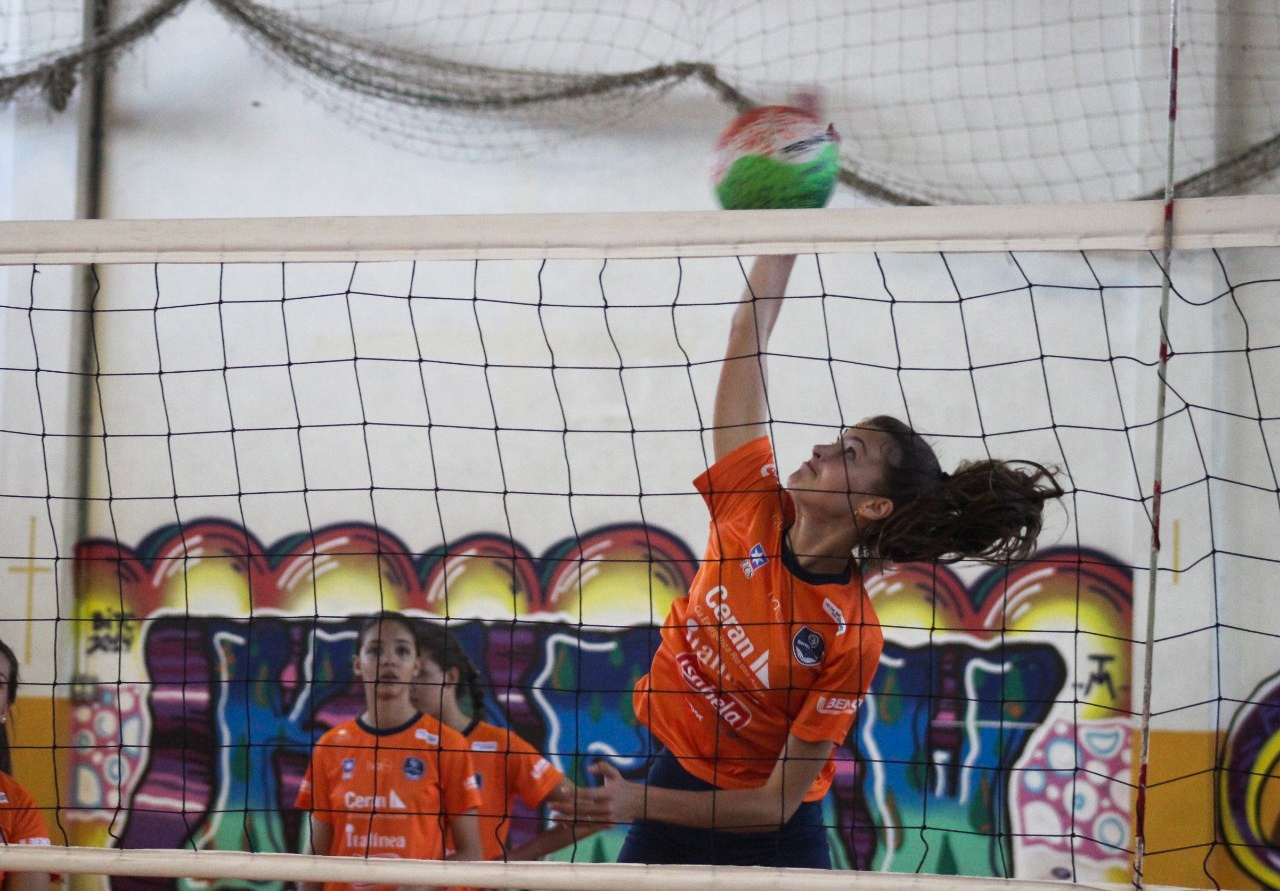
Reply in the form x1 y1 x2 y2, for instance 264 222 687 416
713 255 797 460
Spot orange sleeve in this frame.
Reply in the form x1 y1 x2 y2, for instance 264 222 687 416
790 621 884 745
692 436 775 512
0 776 49 845
441 747 483 816
295 743 331 822
503 735 564 808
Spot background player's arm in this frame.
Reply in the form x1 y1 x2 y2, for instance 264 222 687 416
504 780 602 861
445 809 482 862
713 255 797 461
583 734 831 831
299 816 333 891
5 870 50 891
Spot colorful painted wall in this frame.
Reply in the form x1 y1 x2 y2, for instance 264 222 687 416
57 517 1262 887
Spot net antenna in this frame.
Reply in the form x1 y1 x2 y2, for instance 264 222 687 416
1133 2 1181 886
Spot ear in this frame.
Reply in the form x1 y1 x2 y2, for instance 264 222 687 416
443 666 462 689
857 495 894 522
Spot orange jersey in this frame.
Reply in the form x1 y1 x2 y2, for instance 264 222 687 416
461 720 564 861
295 712 482 891
0 771 51 884
634 436 884 801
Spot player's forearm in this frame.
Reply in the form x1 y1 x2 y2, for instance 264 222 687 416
713 255 797 455
505 820 600 861
5 871 50 891
727 256 795 352
445 811 483 862
624 782 800 831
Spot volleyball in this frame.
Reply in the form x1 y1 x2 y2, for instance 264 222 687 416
712 105 841 210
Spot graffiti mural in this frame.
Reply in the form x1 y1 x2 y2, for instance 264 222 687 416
1221 669 1280 889
70 519 1135 886
828 553 1134 882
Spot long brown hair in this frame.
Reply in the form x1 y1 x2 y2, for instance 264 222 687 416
356 610 419 651
0 637 17 775
859 415 1064 565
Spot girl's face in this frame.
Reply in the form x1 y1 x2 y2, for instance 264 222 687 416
411 654 450 717
354 621 422 698
787 424 895 527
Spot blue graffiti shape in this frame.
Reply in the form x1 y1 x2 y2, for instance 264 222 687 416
851 640 1067 877
528 626 655 785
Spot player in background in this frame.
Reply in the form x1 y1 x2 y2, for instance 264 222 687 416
411 621 600 875
578 253 1064 867
0 637 51 891
297 612 483 891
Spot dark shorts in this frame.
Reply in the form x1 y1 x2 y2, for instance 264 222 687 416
615 748 832 868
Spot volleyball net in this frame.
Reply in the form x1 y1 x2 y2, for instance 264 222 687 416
1 197 1278 891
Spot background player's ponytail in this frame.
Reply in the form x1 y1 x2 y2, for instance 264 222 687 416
415 622 487 719
860 415 1064 566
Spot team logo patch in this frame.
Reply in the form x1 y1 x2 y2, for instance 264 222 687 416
792 626 826 666
403 757 425 780
415 728 439 745
341 758 356 779
472 740 499 752
741 542 768 578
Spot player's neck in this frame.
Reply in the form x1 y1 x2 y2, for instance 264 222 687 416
362 697 417 730
439 695 471 732
785 521 855 576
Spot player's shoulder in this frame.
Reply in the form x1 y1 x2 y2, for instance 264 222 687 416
410 712 469 750
315 717 363 746
467 720 537 754
697 436 779 494
788 582 879 643
0 771 35 806
465 719 507 746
